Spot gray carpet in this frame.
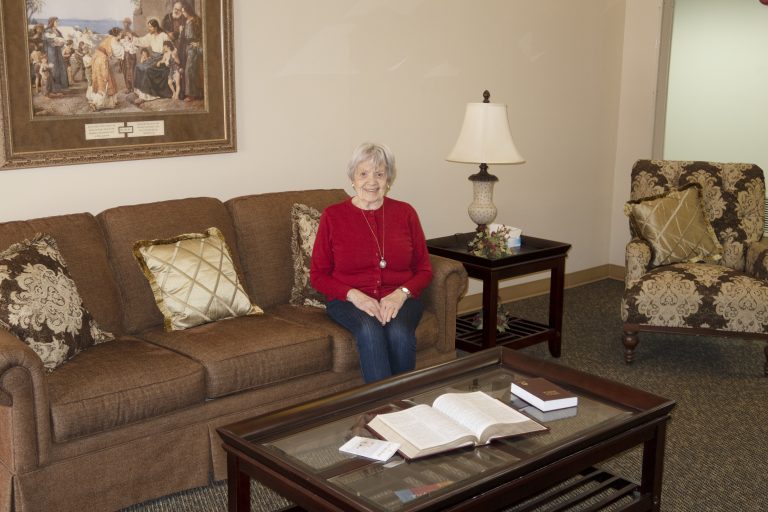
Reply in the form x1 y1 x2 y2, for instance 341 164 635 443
122 279 768 511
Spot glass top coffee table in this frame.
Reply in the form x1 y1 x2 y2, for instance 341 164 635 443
218 348 675 512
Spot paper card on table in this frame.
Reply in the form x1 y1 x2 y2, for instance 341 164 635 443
339 436 400 461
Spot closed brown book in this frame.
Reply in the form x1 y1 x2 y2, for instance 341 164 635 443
511 378 578 412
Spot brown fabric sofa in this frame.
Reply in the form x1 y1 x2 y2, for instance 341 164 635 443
0 189 467 512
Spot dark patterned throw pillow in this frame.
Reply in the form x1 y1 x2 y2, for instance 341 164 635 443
0 233 114 371
290 203 326 308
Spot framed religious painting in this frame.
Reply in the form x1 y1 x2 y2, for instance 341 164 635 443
0 0 235 169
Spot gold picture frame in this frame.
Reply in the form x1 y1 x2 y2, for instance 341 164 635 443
0 0 235 170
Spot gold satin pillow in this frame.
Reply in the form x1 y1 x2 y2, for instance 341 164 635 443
133 227 262 331
624 185 722 267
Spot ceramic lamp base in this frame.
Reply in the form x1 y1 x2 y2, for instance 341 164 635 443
468 179 497 229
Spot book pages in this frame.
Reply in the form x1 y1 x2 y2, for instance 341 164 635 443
433 391 532 443
375 404 473 450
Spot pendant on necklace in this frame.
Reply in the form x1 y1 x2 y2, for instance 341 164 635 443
379 258 387 269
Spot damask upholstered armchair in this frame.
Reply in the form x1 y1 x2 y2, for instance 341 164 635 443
622 160 768 376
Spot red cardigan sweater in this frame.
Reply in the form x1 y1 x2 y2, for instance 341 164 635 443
310 197 432 302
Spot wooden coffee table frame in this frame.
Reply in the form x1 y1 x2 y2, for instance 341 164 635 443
218 348 674 512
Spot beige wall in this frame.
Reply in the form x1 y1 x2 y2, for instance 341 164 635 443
2 1 657 286
608 0 665 267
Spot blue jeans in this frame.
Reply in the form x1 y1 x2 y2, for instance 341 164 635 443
326 298 423 383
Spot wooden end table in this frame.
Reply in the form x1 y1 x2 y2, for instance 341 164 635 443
426 233 571 355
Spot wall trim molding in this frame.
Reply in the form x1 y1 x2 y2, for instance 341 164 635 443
457 264 626 314
607 264 625 281
652 0 676 159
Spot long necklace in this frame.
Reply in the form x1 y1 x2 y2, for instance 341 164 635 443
360 203 387 269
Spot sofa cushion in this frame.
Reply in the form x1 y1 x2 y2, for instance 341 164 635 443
0 233 114 371
139 314 333 398
290 203 325 308
0 213 123 335
226 189 348 308
98 197 243 334
47 337 206 442
270 304 438 372
133 227 262 331
625 184 722 267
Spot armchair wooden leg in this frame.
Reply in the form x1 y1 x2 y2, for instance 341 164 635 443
623 331 639 364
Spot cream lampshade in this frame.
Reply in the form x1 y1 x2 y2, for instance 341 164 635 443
446 90 525 230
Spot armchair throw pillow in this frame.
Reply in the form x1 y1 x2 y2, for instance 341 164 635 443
290 203 326 308
133 227 262 331
0 233 114 371
624 184 722 267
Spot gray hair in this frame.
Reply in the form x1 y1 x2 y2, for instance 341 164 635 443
346 142 397 186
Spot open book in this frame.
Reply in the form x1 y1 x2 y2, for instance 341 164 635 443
367 391 546 460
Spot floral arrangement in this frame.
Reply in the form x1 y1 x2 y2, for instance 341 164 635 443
467 225 513 258
471 304 512 333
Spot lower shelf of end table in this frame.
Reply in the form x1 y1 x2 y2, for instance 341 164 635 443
456 311 554 353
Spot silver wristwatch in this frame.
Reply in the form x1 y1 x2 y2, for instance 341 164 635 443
400 287 411 298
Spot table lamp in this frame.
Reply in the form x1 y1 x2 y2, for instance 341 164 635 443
446 90 525 231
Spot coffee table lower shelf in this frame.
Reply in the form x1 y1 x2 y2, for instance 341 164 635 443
456 312 552 352
270 466 642 512
501 467 642 512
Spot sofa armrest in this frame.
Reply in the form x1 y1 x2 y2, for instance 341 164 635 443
625 238 653 289
0 329 52 473
421 255 468 353
745 237 768 280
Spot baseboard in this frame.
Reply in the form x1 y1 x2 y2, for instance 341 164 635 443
607 264 625 281
457 264 626 315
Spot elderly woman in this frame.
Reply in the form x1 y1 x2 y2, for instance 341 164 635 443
310 143 432 383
